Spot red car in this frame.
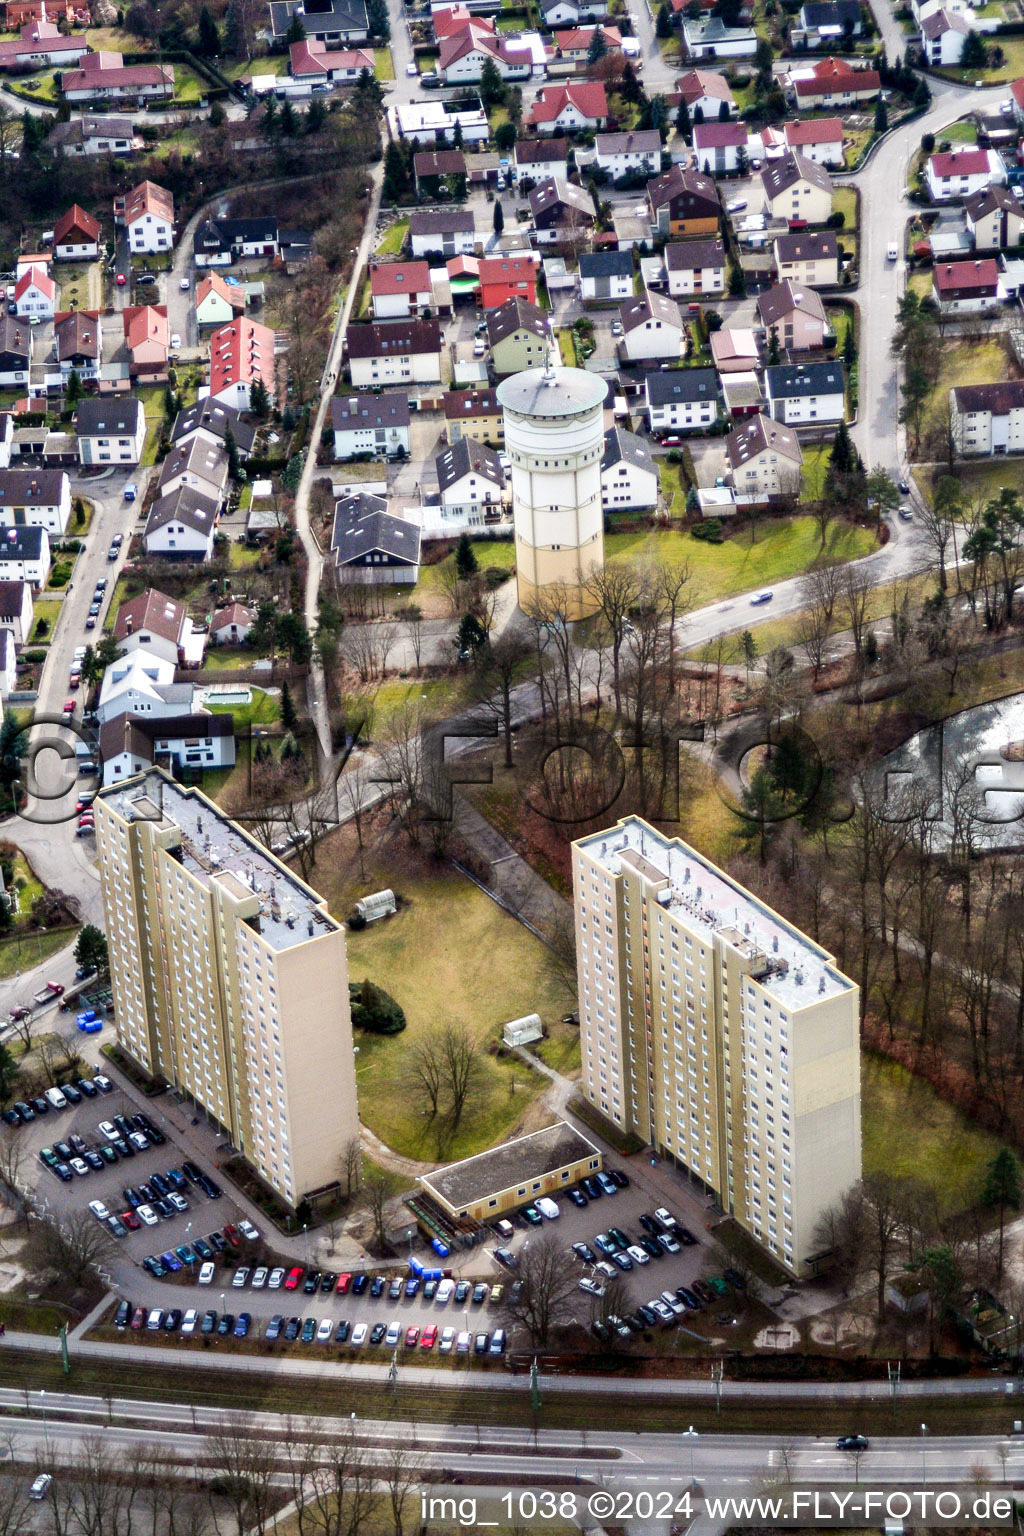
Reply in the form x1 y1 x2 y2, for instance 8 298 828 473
62 698 75 716
115 273 126 286
284 1266 304 1291
335 1272 352 1295
420 1324 438 1350
121 1209 141 1231
222 1223 241 1248
404 1326 420 1348
130 1306 146 1330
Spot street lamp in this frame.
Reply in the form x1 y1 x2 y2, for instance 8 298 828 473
40 1389 48 1456
302 1223 310 1268
920 1423 928 1485
684 1425 698 1490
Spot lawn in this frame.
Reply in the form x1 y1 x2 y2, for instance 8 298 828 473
375 220 408 258
699 568 937 657
206 685 279 728
861 1052 1002 1216
659 458 688 518
370 672 472 733
330 864 577 1162
920 335 1008 445
938 117 978 144
0 926 74 981
172 66 210 103
934 456 1024 509
222 52 289 78
418 538 516 592
228 540 261 570
833 184 858 232
603 518 876 604
373 46 395 80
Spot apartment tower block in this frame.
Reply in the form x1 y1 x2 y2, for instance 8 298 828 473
95 769 358 1209
572 817 861 1274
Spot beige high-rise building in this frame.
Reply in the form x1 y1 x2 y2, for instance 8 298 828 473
95 769 358 1210
572 817 860 1275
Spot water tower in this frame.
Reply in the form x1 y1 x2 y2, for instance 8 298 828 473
496 348 606 622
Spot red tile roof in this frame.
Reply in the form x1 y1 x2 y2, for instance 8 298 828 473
209 317 276 396
526 80 607 124
933 258 999 292
784 116 843 145
928 148 992 178
369 260 431 296
13 265 53 301
53 203 101 246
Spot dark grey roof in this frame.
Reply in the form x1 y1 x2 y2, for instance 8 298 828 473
765 361 844 398
100 710 235 765
414 150 468 178
75 397 144 438
579 250 633 279
757 279 826 327
408 210 475 236
146 484 220 538
800 0 861 25
435 437 504 492
514 137 569 165
486 296 549 347
0 314 29 362
157 435 228 494
772 229 838 263
269 0 368 38
0 468 66 505
330 492 421 566
331 392 411 432
620 288 684 333
194 217 278 256
0 525 46 560
0 580 28 616
345 319 442 359
528 177 594 222
602 425 655 476
665 236 725 272
48 116 135 147
170 399 257 455
645 366 718 407
421 1121 600 1211
761 151 833 200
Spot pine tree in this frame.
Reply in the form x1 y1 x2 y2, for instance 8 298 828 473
250 375 270 419
675 97 691 140
65 367 83 407
873 96 888 133
367 0 390 38
284 10 305 42
767 326 780 365
280 678 298 731
453 118 464 148
620 62 642 105
586 26 607 63
479 57 504 106
455 532 478 578
0 709 24 810
493 199 504 236
306 96 327 133
829 419 854 475
279 97 298 136
224 424 241 481
197 5 220 55
983 1148 1021 1279
383 140 408 201
655 1 672 37
842 318 856 368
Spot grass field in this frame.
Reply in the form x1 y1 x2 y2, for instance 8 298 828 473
206 686 279 728
332 866 576 1162
833 184 858 231
223 53 289 78
938 117 978 144
418 539 516 594
0 926 74 981
603 518 876 603
374 46 395 80
861 1053 1002 1215
921 335 1008 443
375 221 408 257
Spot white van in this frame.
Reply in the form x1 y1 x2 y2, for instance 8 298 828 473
44 1086 68 1110
435 1278 454 1306
536 1197 560 1220
887 241 899 261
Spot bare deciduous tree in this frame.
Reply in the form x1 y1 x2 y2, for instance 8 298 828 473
31 1209 117 1286
502 1229 578 1346
340 1134 363 1200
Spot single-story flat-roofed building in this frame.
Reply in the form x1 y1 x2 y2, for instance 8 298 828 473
419 1121 603 1222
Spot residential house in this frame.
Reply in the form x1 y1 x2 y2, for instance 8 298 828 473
725 413 803 503
645 367 719 434
144 485 219 561
552 24 621 62
156 435 227 509
514 138 570 180
369 261 433 319
436 438 505 522
47 116 138 157
793 0 863 46
761 152 833 225
647 164 720 237
117 180 175 254
123 304 169 381
965 183 1024 249
331 491 421 584
926 147 1006 202
790 56 880 108
443 388 504 445
772 229 840 286
0 525 48 588
600 426 658 510
170 399 256 458
288 39 374 80
4 0 79 26
193 216 279 267
665 236 726 298
920 7 970 64
346 318 443 387
99 712 235 787
950 380 1024 454
209 317 277 410
674 68 737 120
764 360 845 425
0 316 29 388
413 149 468 198
539 0 609 25
438 21 542 83
932 257 1000 312
579 249 634 302
478 255 539 308
0 580 33 646
96 651 187 724
487 296 551 376
0 468 69 535
53 204 101 262
331 392 412 459
409 210 477 259
619 288 686 362
682 16 758 57
195 271 244 328
721 370 763 418
390 98 490 146
525 82 609 134
0 17 86 69
75 398 146 466
529 178 597 243
113 587 195 666
61 50 174 102
269 0 369 44
14 266 54 320
209 602 255 646
693 120 748 176
594 129 662 181
53 310 100 382
757 279 829 350
782 117 844 167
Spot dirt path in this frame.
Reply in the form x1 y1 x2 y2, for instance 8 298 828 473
360 1121 438 1180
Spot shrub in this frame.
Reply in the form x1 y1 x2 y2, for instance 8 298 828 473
484 565 509 589
348 911 367 931
691 518 724 543
349 977 407 1035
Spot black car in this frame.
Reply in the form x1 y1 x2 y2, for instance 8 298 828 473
591 1319 611 1343
123 1186 142 1208
30 1097 49 1116
638 1236 662 1260
114 1115 133 1138
97 1145 118 1166
284 1317 302 1341
352 1273 369 1296
692 1279 715 1304
206 1231 226 1253
676 1286 701 1310
112 1138 134 1159
55 1142 73 1162
82 1149 104 1172
837 1435 869 1452
200 1176 222 1200
624 1312 646 1333
0 1108 19 1126
150 1172 170 1197
335 1319 351 1342
370 1276 385 1298
572 1241 597 1264
114 1299 132 1329
76 1079 98 1099
370 1322 387 1345
51 1163 72 1182
494 1248 518 1272
145 1125 166 1146
153 1198 174 1221
183 1161 203 1183
724 1266 746 1290
567 1188 588 1208
581 1176 602 1199
608 1169 630 1189
321 1272 338 1293
163 1308 182 1332
142 1256 166 1278
193 1238 213 1261
638 1214 660 1237
637 1304 659 1327
217 1314 234 1336
676 1225 698 1246
60 1083 82 1105
388 1277 403 1300
14 1102 34 1122
303 1271 322 1295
